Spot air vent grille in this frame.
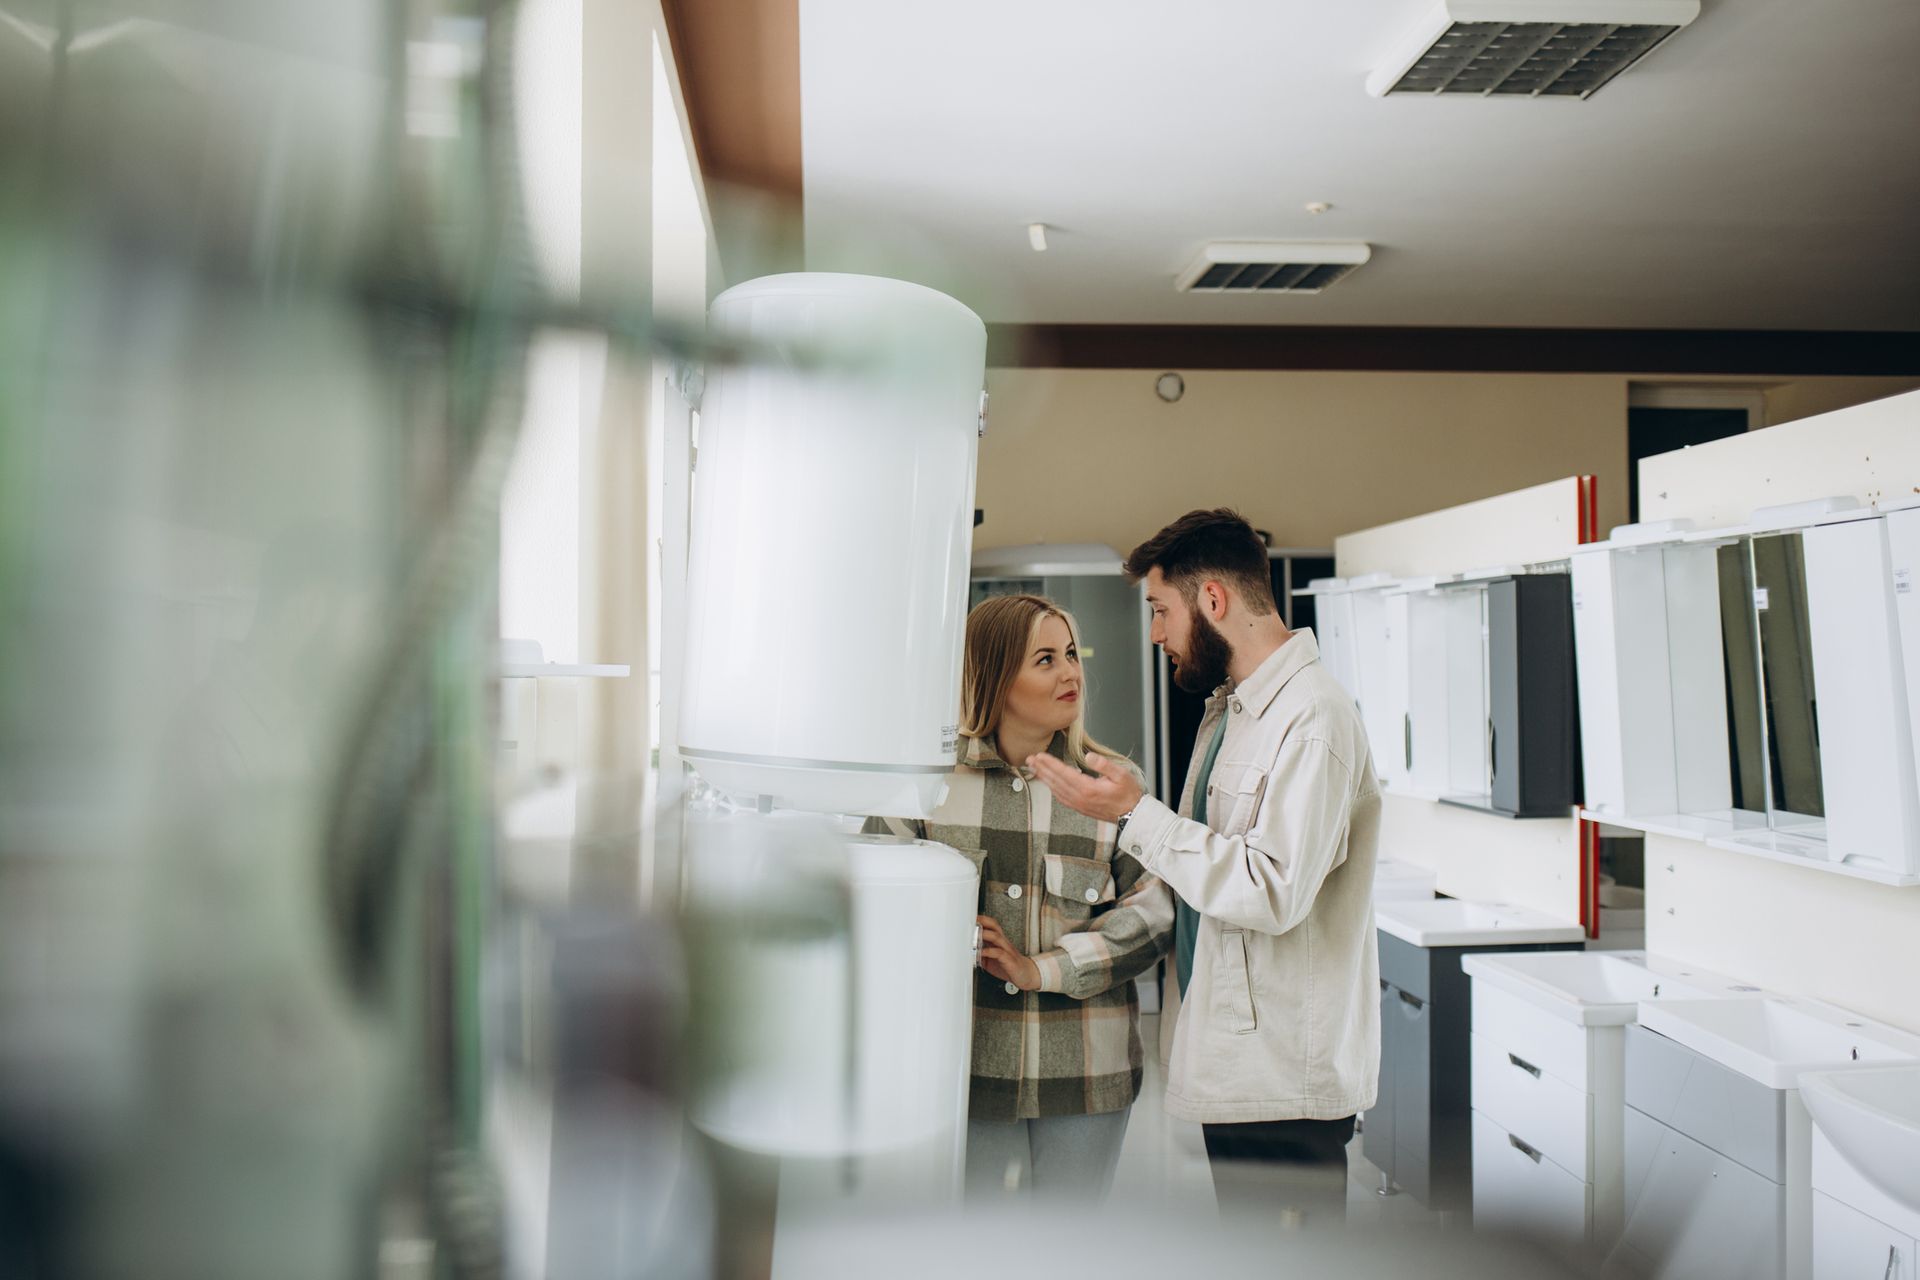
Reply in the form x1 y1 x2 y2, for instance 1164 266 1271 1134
1178 243 1371 295
1386 21 1681 98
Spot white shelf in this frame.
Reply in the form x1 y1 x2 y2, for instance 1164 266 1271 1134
1704 833 1920 888
1582 810 1920 886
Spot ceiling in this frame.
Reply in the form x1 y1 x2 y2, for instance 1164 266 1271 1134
797 0 1920 331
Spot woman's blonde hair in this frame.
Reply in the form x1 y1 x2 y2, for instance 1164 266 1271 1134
960 594 1125 770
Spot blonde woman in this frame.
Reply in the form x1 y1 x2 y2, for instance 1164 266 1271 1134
867 594 1174 1200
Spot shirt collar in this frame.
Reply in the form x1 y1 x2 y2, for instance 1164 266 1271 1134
960 730 1071 772
1206 628 1321 719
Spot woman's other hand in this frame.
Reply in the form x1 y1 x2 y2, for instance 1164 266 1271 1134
976 915 1040 991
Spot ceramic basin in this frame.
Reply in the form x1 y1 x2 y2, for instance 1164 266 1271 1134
1460 950 1735 1026
1800 1065 1920 1213
1372 857 1437 902
1373 897 1587 949
1636 997 1920 1090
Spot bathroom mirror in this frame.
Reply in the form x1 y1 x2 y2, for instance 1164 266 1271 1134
1750 532 1825 829
1712 539 1769 816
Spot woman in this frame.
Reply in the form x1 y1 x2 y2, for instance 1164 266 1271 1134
867 594 1174 1200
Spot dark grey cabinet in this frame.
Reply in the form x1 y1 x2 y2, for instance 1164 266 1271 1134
1489 574 1581 817
1368 930 1583 1212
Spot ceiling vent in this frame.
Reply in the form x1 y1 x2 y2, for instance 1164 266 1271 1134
1176 242 1372 295
1368 0 1700 100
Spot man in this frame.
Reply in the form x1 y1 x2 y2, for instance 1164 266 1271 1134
1027 508 1381 1223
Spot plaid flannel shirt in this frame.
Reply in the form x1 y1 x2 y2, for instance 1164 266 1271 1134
865 732 1174 1121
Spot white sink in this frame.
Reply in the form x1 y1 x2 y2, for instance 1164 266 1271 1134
1801 1064 1920 1213
1459 950 1750 1026
1636 997 1920 1090
1372 857 1437 902
1373 897 1586 948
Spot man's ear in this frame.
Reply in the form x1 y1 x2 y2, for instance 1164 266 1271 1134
1204 580 1229 620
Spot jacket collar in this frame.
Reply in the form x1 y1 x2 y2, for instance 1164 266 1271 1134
1207 628 1321 719
960 730 1071 772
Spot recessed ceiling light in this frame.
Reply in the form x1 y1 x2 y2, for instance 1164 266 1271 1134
1305 202 1333 215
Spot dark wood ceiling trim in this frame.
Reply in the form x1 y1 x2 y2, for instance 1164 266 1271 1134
987 325 1920 376
659 0 802 199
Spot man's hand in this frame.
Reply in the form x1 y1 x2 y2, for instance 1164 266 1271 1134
1027 752 1143 825
976 916 1040 991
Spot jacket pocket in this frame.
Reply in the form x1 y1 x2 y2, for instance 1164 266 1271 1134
1213 928 1258 1034
1041 853 1116 907
1204 762 1269 836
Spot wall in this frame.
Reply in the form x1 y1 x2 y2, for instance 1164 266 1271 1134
975 369 1919 557
976 369 1629 555
1638 388 1920 1034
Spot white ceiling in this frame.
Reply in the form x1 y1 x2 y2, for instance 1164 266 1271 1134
798 0 1920 330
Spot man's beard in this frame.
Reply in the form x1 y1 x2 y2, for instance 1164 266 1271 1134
1172 610 1232 694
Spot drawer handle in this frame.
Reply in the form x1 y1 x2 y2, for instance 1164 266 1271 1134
1508 1052 1542 1079
1508 1133 1544 1164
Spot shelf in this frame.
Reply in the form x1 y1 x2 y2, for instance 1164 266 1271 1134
1582 810 1920 886
1704 832 1920 888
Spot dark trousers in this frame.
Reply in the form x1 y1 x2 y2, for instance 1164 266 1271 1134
1202 1115 1355 1226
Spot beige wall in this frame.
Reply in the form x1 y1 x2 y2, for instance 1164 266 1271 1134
1763 375 1920 427
977 369 1631 555
976 369 1919 556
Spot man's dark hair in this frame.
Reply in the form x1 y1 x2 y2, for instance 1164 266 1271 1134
1124 508 1277 616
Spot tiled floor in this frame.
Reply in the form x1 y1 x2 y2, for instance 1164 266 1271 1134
1115 1015 1447 1228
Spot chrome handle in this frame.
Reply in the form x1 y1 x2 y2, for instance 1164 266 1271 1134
1885 1243 1896 1280
1508 1052 1542 1079
1508 1133 1543 1163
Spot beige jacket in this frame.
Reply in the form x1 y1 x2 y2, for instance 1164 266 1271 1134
1121 629 1381 1124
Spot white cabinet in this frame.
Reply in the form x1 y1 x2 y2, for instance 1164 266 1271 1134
1809 1115 1920 1280
1797 515 1920 879
1571 504 1920 886
1571 531 1731 821
1406 586 1455 798
1351 586 1410 790
1472 1111 1592 1257
1468 979 1626 1262
1812 1192 1916 1280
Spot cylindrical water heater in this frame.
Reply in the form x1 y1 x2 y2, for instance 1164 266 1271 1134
678 273 987 817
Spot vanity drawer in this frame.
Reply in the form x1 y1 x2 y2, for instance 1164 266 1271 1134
1472 1031 1591 1176
1472 1111 1591 1256
1471 980 1591 1091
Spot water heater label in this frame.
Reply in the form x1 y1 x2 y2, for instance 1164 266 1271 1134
941 723 959 753
1896 568 1912 595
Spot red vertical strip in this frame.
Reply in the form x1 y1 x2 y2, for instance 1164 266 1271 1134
1576 477 1600 939
1582 821 1597 940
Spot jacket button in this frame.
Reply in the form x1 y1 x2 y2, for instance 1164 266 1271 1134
1230 698 1243 713
1004 981 1019 995
1007 884 1023 899
1011 776 1025 792
1084 888 1099 903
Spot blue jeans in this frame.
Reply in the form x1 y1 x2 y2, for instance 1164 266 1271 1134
964 1109 1132 1202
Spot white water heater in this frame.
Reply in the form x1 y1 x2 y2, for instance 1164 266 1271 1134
679 273 987 817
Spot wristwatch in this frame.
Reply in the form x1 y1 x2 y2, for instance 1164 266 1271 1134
1114 802 1140 842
